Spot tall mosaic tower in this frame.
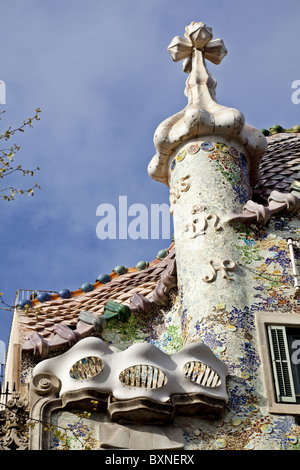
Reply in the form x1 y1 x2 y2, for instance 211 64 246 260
148 21 267 348
148 21 300 449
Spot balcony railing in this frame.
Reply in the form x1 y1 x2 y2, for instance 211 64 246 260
15 288 58 307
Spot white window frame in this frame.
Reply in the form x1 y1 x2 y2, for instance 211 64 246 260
256 312 300 415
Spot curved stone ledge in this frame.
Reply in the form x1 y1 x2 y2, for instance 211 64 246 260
31 337 228 405
28 339 227 449
108 396 175 425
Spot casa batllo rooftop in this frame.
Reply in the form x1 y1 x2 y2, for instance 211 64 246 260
1 20 300 452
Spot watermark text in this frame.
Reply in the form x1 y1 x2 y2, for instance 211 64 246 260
0 81 6 104
96 196 172 240
291 80 300 104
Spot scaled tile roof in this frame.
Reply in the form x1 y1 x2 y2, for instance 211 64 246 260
254 131 300 201
21 243 176 357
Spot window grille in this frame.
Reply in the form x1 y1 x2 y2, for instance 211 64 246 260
184 361 221 387
119 365 167 389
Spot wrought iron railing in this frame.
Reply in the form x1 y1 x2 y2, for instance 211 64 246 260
0 381 16 408
15 288 58 306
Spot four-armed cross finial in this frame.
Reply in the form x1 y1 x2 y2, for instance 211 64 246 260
167 22 228 103
168 21 227 71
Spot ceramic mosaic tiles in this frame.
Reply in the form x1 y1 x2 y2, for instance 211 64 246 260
169 142 250 205
25 211 300 450
177 214 300 450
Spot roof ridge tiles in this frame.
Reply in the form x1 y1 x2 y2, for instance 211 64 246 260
20 244 177 354
253 131 300 200
27 242 175 309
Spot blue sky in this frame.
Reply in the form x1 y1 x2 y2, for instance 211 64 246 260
0 0 300 348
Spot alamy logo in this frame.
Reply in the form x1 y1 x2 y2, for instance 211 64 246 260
291 80 300 105
96 196 172 240
0 81 6 104
291 339 300 365
0 340 5 375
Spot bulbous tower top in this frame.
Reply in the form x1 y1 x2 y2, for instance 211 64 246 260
148 22 267 187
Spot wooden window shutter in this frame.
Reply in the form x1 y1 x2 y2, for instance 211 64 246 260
267 326 296 403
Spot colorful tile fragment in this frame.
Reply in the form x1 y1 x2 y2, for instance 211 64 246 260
216 438 227 449
170 158 176 171
229 146 239 157
176 150 187 162
227 324 237 332
261 424 273 434
216 143 229 152
231 417 242 426
201 141 214 151
249 404 259 413
287 435 298 445
187 144 200 154
245 442 255 450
